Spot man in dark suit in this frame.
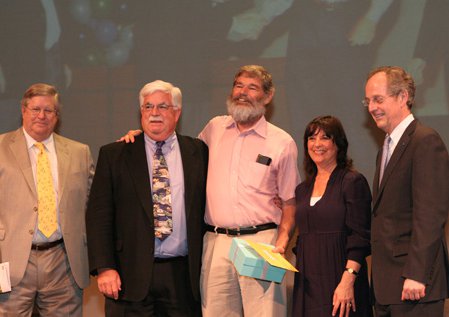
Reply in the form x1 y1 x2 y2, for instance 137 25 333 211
364 66 449 316
0 83 94 315
86 80 208 316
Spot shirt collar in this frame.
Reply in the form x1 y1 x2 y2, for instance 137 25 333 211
22 128 54 151
144 132 177 153
388 113 414 145
224 115 267 138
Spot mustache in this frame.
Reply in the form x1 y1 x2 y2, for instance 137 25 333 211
149 115 163 121
233 94 252 104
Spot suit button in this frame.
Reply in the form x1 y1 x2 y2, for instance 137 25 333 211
29 229 34 235
33 207 38 212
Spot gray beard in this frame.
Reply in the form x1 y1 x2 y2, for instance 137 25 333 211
226 97 266 125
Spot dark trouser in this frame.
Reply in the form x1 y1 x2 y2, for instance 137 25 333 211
374 299 444 317
105 256 200 317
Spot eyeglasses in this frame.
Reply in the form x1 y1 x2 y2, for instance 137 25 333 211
141 103 176 112
362 94 396 107
26 106 58 117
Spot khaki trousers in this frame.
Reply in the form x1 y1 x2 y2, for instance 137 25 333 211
0 244 82 317
201 229 287 317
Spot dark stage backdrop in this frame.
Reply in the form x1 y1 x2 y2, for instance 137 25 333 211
1 1 448 315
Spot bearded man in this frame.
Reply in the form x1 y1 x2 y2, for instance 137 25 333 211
198 65 300 317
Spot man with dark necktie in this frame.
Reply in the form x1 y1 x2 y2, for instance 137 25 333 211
86 80 208 316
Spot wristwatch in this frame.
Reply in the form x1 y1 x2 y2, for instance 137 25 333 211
345 268 358 276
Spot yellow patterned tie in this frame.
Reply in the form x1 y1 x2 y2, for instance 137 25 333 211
35 142 57 238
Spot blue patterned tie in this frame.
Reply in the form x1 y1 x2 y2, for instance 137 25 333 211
152 141 172 240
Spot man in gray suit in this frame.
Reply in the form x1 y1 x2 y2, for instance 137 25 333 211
364 66 449 316
0 83 94 316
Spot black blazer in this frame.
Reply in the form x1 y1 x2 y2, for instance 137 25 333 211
371 119 449 305
86 133 208 302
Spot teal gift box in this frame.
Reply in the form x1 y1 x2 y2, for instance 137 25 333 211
228 238 286 283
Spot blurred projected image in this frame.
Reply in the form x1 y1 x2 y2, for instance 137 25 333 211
0 0 447 162
408 0 449 116
68 0 134 68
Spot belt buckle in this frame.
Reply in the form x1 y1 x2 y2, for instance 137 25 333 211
226 227 240 237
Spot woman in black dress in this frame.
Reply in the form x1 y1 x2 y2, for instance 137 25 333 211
293 116 372 317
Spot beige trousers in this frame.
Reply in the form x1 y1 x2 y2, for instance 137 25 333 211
0 244 82 317
201 229 287 317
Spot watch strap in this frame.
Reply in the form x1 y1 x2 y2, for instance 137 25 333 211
345 267 358 276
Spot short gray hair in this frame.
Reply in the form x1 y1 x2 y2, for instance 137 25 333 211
139 80 182 109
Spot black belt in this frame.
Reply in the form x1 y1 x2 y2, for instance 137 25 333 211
31 239 64 251
205 223 277 236
154 256 187 263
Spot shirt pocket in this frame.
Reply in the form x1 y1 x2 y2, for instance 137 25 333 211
245 161 271 192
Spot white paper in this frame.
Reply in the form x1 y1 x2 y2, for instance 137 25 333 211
0 262 11 293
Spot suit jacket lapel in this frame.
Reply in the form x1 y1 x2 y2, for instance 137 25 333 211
54 134 70 205
372 149 382 203
177 134 197 221
9 129 36 198
373 120 417 210
125 135 153 220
